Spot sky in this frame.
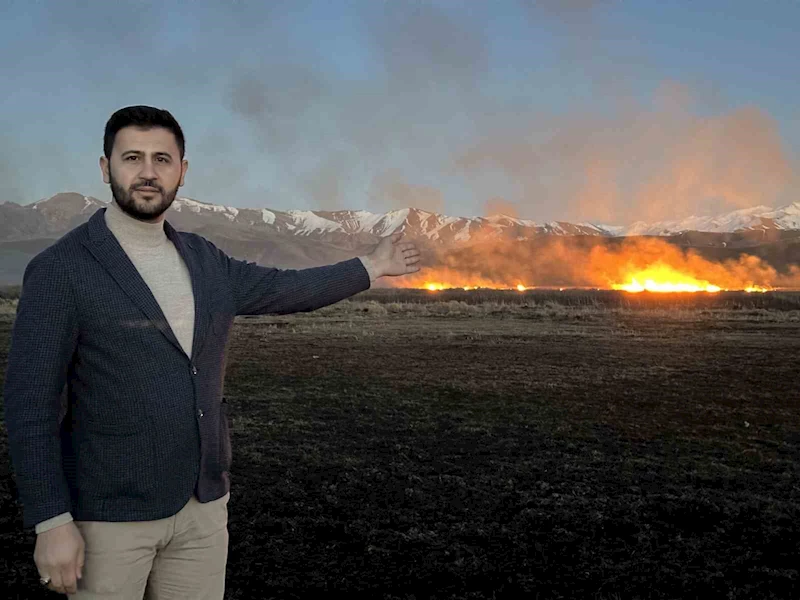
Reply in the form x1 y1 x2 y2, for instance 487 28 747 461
2 0 799 224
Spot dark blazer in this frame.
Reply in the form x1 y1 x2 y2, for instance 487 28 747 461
3 207 371 529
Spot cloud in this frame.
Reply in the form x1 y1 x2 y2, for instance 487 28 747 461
525 0 612 26
365 1 489 94
456 82 795 224
4 0 797 225
301 154 351 211
369 169 445 214
220 0 491 212
226 62 330 155
482 197 519 218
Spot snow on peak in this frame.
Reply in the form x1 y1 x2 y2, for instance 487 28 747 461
286 210 345 234
333 209 386 234
759 202 800 230
261 209 275 225
778 201 800 216
485 214 519 223
620 202 800 235
376 209 410 235
173 197 212 212
454 222 473 242
38 192 800 238
173 197 239 220
483 214 540 228
591 223 626 236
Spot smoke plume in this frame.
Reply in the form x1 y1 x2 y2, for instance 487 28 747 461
458 83 795 224
3 0 797 224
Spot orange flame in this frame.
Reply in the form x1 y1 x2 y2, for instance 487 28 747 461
423 281 529 292
611 264 722 293
389 237 791 293
411 267 532 292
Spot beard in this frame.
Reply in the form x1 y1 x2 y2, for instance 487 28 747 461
109 172 179 221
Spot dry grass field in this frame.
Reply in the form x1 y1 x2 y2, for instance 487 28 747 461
1 290 799 599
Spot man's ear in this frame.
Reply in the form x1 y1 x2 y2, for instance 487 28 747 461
179 158 188 187
100 156 110 184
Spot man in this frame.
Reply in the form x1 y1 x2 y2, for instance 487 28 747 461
3 105 421 598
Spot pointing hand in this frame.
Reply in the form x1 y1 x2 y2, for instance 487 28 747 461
367 232 422 278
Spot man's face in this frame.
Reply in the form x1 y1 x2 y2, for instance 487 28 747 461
100 126 188 222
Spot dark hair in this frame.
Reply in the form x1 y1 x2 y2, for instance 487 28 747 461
103 105 186 159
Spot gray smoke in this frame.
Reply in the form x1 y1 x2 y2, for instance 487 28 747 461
3 0 797 224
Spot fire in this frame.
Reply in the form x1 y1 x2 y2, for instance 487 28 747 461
388 236 791 293
423 281 529 292
410 267 534 292
611 265 722 293
419 274 771 293
611 265 774 293
615 279 721 293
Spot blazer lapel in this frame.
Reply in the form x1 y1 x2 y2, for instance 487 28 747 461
164 221 210 359
82 208 187 358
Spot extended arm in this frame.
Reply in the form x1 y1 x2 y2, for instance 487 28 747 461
224 253 372 316
213 232 419 316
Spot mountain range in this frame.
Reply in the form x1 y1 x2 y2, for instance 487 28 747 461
1 192 799 285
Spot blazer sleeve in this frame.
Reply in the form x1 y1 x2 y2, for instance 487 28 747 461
3 251 78 529
207 241 371 316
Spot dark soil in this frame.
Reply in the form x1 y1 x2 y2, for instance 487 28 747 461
1 295 799 599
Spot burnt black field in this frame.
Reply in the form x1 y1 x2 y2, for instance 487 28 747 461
1 290 799 599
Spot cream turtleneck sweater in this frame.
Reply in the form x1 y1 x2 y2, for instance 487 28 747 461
35 200 377 533
106 199 197 356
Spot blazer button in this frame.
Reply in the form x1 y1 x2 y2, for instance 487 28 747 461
191 365 197 375
198 409 204 418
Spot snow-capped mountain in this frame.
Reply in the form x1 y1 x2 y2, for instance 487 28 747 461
1 192 800 284
3 193 800 247
622 203 800 236
167 197 621 243
168 196 800 239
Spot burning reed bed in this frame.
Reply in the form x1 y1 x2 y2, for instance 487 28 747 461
305 290 800 326
358 287 800 311
1 295 799 599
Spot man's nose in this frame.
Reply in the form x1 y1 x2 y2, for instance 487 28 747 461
138 158 158 179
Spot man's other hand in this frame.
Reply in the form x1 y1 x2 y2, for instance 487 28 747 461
34 521 85 595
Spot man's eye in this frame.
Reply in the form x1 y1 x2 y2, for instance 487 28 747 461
126 156 138 160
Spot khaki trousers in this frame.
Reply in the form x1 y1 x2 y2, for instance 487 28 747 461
68 493 229 600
